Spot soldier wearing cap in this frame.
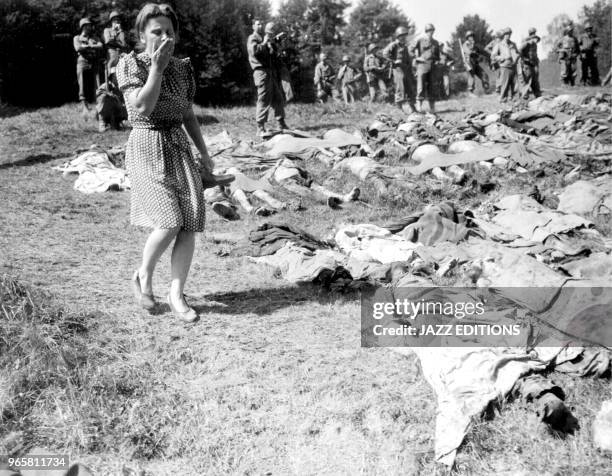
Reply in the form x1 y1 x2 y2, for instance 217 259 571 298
73 17 104 108
247 19 288 136
382 25 417 112
462 30 489 94
556 21 579 86
314 52 336 103
337 55 361 104
363 43 388 102
485 30 503 93
491 27 519 102
410 23 440 113
579 22 600 85
103 10 128 81
518 27 541 99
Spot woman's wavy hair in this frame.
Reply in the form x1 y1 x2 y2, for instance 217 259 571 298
135 3 179 36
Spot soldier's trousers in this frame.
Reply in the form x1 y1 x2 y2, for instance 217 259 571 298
253 69 285 125
580 55 600 85
341 84 356 104
367 78 387 101
77 61 101 102
518 62 541 99
392 66 415 106
316 84 333 102
442 74 450 98
416 67 435 102
467 64 489 93
560 59 577 86
491 65 502 92
499 66 516 102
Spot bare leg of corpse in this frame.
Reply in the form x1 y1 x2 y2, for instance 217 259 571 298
231 189 254 213
252 189 286 209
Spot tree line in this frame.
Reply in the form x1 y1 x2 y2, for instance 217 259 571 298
0 0 609 107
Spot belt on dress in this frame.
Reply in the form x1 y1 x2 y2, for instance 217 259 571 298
131 121 182 131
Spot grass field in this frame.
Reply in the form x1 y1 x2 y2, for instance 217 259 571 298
1 89 611 475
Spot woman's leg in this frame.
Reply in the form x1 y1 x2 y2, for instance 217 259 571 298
169 230 196 312
139 227 181 295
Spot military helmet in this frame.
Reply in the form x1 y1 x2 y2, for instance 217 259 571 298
79 17 92 29
424 23 435 32
528 27 536 36
109 10 121 22
494 30 503 38
367 43 378 53
584 22 593 30
264 21 277 35
342 55 350 62
503 27 512 35
465 30 474 39
395 26 409 38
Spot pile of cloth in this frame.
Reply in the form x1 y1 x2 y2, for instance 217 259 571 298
53 146 129 194
246 195 612 467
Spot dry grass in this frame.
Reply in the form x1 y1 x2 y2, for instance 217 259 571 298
1 89 611 475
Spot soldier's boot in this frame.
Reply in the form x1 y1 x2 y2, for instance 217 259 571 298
415 100 423 113
81 101 90 114
428 100 435 113
407 101 417 114
278 119 289 130
257 122 267 137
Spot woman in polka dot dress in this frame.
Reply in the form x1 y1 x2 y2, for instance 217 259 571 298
117 3 211 322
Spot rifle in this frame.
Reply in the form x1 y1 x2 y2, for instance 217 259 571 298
458 39 469 72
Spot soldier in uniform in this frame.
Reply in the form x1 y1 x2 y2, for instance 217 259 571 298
103 10 127 82
382 26 416 112
485 30 503 93
491 27 519 103
247 20 288 137
462 31 489 94
518 27 541 99
579 23 600 85
337 55 361 104
438 44 454 98
73 18 104 110
410 23 440 113
314 52 336 103
363 44 388 102
556 22 579 86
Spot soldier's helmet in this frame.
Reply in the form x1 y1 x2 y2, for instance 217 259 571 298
465 30 474 39
395 26 409 38
504 27 512 36
495 30 503 38
342 55 350 62
584 22 593 31
528 27 536 36
264 22 277 35
109 10 121 22
367 43 378 53
79 18 92 29
424 23 435 32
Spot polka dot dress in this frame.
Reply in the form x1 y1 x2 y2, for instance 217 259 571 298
116 51 205 232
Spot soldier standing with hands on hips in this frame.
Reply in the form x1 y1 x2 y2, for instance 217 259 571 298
383 26 417 113
491 27 519 103
411 23 440 113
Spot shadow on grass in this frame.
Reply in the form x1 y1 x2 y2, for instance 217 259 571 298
0 154 57 169
194 284 358 315
298 122 351 132
196 113 220 125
